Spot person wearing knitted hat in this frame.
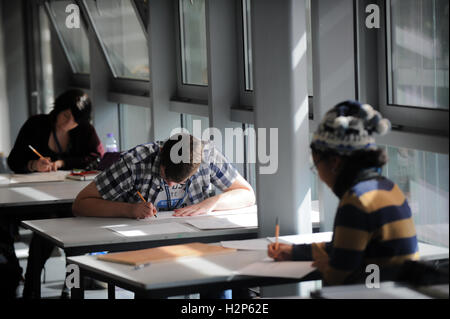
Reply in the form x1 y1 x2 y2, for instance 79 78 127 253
268 100 419 286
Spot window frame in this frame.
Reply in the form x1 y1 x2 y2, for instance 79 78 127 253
44 0 91 76
173 0 209 102
236 0 255 109
377 0 449 136
80 0 150 83
234 0 314 124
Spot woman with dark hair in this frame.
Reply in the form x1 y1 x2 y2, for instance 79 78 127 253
6 89 104 298
268 100 419 286
8 89 104 173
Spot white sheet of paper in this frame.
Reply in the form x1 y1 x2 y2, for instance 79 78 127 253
237 259 315 279
185 213 258 230
9 171 70 184
221 238 271 251
107 222 196 237
138 205 258 222
274 232 333 245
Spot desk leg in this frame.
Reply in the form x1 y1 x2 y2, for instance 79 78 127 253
108 283 115 300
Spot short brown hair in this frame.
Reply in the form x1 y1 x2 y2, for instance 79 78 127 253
160 134 203 182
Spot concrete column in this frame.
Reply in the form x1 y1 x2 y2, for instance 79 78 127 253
311 0 357 231
252 0 312 297
206 0 244 175
148 0 181 142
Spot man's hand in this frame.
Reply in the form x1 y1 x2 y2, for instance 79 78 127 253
268 243 293 261
173 196 219 217
129 202 157 219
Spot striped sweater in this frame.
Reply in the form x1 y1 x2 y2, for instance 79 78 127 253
292 177 419 285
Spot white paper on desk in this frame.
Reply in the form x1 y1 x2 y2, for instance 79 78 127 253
138 205 258 222
107 222 196 237
275 232 333 245
185 213 258 230
237 259 315 279
9 171 70 183
221 238 271 251
0 175 10 185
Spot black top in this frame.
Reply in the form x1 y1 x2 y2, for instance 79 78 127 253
7 114 104 173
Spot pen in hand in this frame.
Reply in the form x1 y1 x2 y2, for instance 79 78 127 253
28 145 45 159
136 191 157 218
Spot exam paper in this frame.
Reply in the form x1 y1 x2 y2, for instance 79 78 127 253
237 259 315 279
138 205 258 221
276 232 333 245
221 233 334 251
107 222 196 237
220 238 271 251
185 213 258 230
9 171 70 184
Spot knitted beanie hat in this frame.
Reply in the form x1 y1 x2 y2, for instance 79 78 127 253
311 100 391 155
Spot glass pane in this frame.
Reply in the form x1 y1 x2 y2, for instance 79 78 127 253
242 0 313 94
119 104 151 151
179 0 208 86
180 114 209 140
389 0 449 109
381 144 449 248
47 0 90 73
40 5 55 114
242 0 253 91
83 0 149 80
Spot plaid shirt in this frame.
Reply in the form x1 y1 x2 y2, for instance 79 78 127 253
94 141 238 207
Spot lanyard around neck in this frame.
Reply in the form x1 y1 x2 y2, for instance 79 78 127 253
163 179 191 211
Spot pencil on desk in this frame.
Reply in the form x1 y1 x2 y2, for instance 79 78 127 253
28 145 45 160
275 216 280 250
136 191 157 217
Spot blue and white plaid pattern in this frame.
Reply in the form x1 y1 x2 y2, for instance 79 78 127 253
94 141 238 206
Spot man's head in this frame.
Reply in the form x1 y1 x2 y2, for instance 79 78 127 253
160 134 203 185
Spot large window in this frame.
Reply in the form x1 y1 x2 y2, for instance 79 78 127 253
178 0 208 86
241 0 313 95
46 0 90 74
83 0 149 80
382 144 449 248
180 114 209 140
40 5 55 114
387 0 449 109
242 0 253 91
119 104 151 151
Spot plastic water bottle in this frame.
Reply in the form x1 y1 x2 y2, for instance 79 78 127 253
105 133 118 152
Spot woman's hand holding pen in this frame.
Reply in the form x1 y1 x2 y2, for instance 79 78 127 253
29 157 52 172
29 158 64 172
268 243 293 261
130 201 157 219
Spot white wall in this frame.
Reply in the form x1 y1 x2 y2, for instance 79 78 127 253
0 1 11 156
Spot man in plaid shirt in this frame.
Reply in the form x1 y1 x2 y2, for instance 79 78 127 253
73 133 255 218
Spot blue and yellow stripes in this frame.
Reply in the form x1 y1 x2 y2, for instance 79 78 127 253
317 177 419 285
